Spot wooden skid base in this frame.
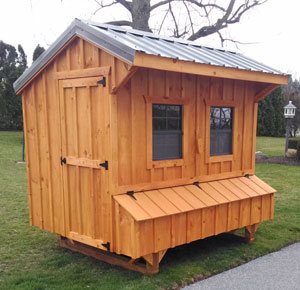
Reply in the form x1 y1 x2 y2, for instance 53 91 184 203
228 223 259 243
57 236 160 274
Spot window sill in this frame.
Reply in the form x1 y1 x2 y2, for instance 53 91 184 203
206 154 233 163
147 158 184 169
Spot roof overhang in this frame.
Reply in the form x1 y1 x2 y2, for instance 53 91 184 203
14 19 135 94
133 52 289 85
14 19 289 94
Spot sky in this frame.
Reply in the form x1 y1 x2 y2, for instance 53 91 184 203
1 0 300 78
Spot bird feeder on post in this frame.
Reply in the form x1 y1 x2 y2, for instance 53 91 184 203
284 101 297 156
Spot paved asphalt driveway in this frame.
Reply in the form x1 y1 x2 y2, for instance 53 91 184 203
183 242 300 290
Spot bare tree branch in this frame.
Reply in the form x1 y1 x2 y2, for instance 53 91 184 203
105 20 133 26
91 0 268 44
227 0 268 24
92 0 118 15
217 31 259 48
158 9 170 34
150 0 226 12
115 0 132 12
183 0 194 35
168 2 179 37
188 0 266 41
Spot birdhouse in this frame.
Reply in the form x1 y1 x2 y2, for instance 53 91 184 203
14 19 288 274
284 101 296 118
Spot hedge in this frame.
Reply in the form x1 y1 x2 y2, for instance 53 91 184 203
288 138 300 150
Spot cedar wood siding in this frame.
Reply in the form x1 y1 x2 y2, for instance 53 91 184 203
117 68 258 189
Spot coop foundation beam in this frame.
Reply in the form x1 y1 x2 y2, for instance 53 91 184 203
57 235 160 274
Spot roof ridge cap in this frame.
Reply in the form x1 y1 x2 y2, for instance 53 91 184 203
81 19 237 54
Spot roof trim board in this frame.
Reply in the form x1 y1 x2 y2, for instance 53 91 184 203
114 175 276 222
14 19 135 93
133 52 289 85
14 18 288 94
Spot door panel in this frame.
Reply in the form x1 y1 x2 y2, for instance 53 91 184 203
58 76 109 247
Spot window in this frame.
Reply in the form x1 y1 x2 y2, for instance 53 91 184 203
152 104 182 160
210 106 233 156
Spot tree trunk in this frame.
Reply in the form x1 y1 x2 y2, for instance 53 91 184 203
132 0 151 32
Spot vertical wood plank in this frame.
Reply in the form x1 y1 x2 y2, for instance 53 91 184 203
228 201 240 230
251 102 258 171
51 62 65 235
202 207 215 238
79 38 85 69
138 220 154 257
215 204 228 234
154 216 171 252
58 81 68 236
114 202 121 254
42 73 55 232
171 214 187 247
87 86 95 239
72 87 82 234
232 80 244 171
251 196 262 224
187 209 202 243
32 83 44 228
22 91 33 226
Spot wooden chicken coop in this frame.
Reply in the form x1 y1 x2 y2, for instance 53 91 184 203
14 19 288 274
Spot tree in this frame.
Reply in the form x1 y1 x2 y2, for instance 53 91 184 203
0 41 27 130
257 87 285 137
32 44 45 62
93 0 267 44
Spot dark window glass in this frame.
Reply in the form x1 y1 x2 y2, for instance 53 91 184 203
210 106 233 156
153 104 182 160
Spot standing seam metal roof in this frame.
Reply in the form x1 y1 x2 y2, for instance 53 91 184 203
14 18 285 93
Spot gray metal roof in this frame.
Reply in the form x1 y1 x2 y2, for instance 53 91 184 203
14 18 285 93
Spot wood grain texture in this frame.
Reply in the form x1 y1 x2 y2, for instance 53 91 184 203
19 36 277 268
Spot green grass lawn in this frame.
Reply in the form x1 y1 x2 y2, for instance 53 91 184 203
1 132 300 290
256 136 285 156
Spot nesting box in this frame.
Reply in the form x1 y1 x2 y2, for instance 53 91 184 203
14 19 288 274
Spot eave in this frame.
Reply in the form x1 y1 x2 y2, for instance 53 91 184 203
133 52 289 85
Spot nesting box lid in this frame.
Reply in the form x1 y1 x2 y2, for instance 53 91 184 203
114 175 275 221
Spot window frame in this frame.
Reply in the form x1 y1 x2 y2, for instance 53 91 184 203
152 103 183 161
205 100 238 164
145 96 189 169
210 106 233 156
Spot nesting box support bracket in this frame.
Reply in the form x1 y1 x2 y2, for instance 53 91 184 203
227 223 259 243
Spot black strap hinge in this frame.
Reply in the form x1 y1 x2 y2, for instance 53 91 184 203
126 191 136 200
101 242 110 251
60 157 66 165
193 181 202 189
99 160 108 170
97 77 106 87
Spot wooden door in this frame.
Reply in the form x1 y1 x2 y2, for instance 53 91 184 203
58 76 110 250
